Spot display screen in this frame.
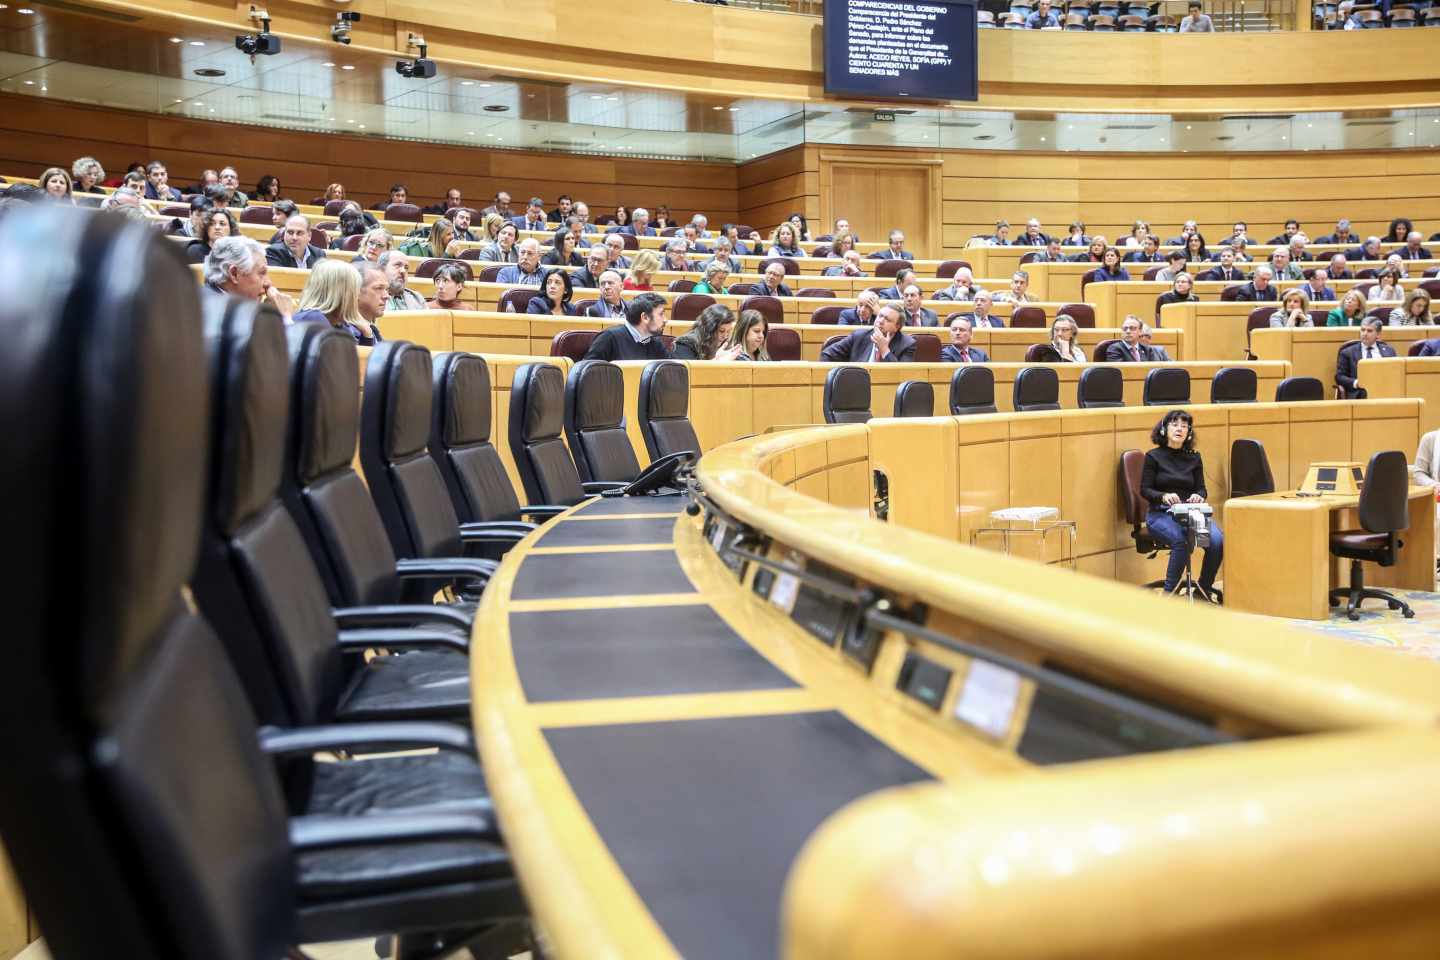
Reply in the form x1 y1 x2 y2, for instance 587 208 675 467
823 0 979 102
896 652 952 711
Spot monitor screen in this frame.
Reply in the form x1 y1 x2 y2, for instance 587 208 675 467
823 0 979 102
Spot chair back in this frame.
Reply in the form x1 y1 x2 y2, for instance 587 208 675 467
810 244 833 259
912 332 942 362
759 256 799 276
1211 366 1258 404
797 287 836 298
740 294 785 327
824 366 872 424
1013 366 1060 412
1419 279 1440 299
950 366 997 415
508 363 587 506
822 334 849 356
1220 284 1244 302
564 360 641 484
668 278 696 293
551 329 598 362
416 257 473 281
429 352 526 522
1275 376 1325 402
240 205 274 224
1081 268 1100 293
1143 266 1165 282
342 234 365 252
1061 303 1096 327
501 288 543 313
1409 340 1428 357
323 199 348 215
477 264 505 283
1025 343 1063 363
1077 365 1124 408
893 380 935 418
1011 305 1046 328
1093 338 1120 361
728 283 756 295
384 202 422 222
1358 450 1411 534
936 259 971 279
1118 449 1150 525
1230 438 1276 498
1143 367 1191 406
1366 306 1393 324
766 327 802 361
874 259 908 278
638 360 701 459
672 293 716 324
810 305 846 324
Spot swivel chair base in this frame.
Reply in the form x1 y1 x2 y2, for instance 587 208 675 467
1328 559 1415 621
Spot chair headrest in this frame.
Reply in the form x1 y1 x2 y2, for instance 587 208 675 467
206 298 289 538
520 363 566 443
367 341 433 460
827 366 871 411
645 360 690 420
951 365 996 406
286 324 359 484
436 352 492 446
569 360 625 431
894 380 934 417
1016 365 1058 399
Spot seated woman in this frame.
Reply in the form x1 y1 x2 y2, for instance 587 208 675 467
1092 246 1130 283
1064 221 1088 246
766 222 803 259
1390 290 1432 327
1269 288 1314 327
426 263 475 311
480 212 506 245
292 259 383 346
692 261 730 295
725 309 771 361
1124 220 1150 249
623 250 660 291
672 304 742 360
1369 268 1404 304
652 205 673 231
829 232 857 258
323 183 346 205
542 228 585 268
399 218 455 260
1185 233 1209 263
71 157 105 194
789 213 812 244
1326 288 1369 327
40 167 74 205
1141 409 1223 600
1070 236 1107 263
988 219 1011 246
1050 314 1086 362
479 222 519 263
1157 273 1199 315
330 207 368 250
353 227 392 264
525 268 577 316
254 175 283 204
184 207 238 264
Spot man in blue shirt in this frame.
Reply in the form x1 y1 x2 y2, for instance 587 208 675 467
496 239 545 286
1026 0 1060 27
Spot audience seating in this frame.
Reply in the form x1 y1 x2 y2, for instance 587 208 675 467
1093 338 1120 361
672 293 716 323
416 258 474 281
759 257 799 276
1013 366 1061 412
1077 365 1125 408
797 287 835 298
729 283 756 295
385 202 422 223
1230 438 1276 498
551 329 597 362
501 288 542 313
240 205 273 224
893 380 935 418
912 332 943 362
1012 306 1047 328
1119 449 1167 590
1061 303 1096 327
766 327 802 360
1143 367 1191 405
638 360 702 460
1210 366 1258 404
936 260 971 279
509 363 623 506
1409 341 1429 357
810 305 846 325
874 260 909 278
564 360 642 484
823 366 873 424
950 366 998 415
478 264 506 283
1024 343 1063 362
1275 376 1326 402
741 295 785 327
668 279 696 293
1329 451 1414 621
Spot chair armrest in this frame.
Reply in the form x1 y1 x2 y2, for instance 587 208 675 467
289 812 497 851
258 721 475 758
581 481 628 493
394 557 497 582
457 525 529 547
518 505 568 520
332 604 473 632
462 520 537 534
336 628 469 653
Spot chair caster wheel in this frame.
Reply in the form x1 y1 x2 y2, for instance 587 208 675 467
1404 608 1416 619
1328 598 1338 607
1347 610 1360 621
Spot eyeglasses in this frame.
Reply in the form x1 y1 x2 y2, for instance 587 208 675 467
366 239 390 249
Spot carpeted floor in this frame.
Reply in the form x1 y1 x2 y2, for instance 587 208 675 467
1282 589 1440 661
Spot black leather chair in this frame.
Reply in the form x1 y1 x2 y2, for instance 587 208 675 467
1211 366 1258 404
639 359 702 460
1013 366 1060 412
565 359 642 483
509 362 624 506
194 303 476 728
1119 449 1166 589
1275 376 1325 402
1077 366 1124 408
1143 367 1191 406
950 366 997 415
893 379 935 418
1229 438 1276 498
824 366 872 423
1329 450 1415 621
0 207 522 959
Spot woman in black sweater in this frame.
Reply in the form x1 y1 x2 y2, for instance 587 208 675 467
1141 410 1224 599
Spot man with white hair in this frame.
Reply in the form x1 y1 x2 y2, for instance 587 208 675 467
378 251 426 311
823 249 867 278
1235 263 1278 301
266 214 326 269
869 229 914 262
1019 218 1048 246
496 238 545 285
604 233 631 271
204 236 293 317
933 265 983 302
838 290 882 326
1318 218 1354 246
100 187 143 212
691 213 712 239
584 270 629 319
618 207 656 238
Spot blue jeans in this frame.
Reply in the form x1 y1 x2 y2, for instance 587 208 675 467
1147 508 1224 592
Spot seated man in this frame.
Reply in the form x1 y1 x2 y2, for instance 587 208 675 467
203 236 293 317
1102 317 1160 362
378 251 426 311
723 223 751 256
604 233 631 272
1317 218 1354 246
692 214 714 239
1401 232 1431 261
1234 264 1278 301
933 265 983 301
755 261 795 298
496 239 546 286
265 215 327 270
425 188 463 217
480 191 512 219
1025 0 1060 27
1140 322 1171 361
451 207 479 242
1287 234 1311 264
571 246 610 289
1156 251 1189 282
1167 219 1200 246
703 238 742 275
1124 236 1163 264
869 229 913 261
1346 236 1384 263
877 267 916 300
1269 248 1303 281
1335 318 1396 399
618 207 658 237
838 290 881 326
963 290 1003 328
1198 247 1247 282
1178 1 1214 30
583 293 672 361
1385 253 1410 279
1326 253 1353 281
218 166 249 207
143 161 182 202
940 315 988 363
899 284 939 327
373 183 408 212
1019 218 1049 246
681 223 711 254
511 196 548 233
1268 219 1301 246
549 195 573 224
818 304 916 363
823 249 868 278
1301 267 1335 303
1212 235 1251 262
573 201 596 234
585 270 629 319
1029 237 1067 264
992 270 1034 304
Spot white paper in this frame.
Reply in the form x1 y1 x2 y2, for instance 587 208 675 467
954 660 1023 740
711 522 728 552
769 572 800 613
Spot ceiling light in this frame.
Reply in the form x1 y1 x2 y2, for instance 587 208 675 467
322 62 335 67
169 37 184 44
38 85 44 91
712 106 722 111
1185 124 1192 130
174 98 183 103
358 124 366 129
589 94 602 100
479 82 491 88
607 96 618 101
346 118 355 123
495 138 502 142
460 80 474 86
193 101 203 106
728 107 738 112
327 116 335 121
341 64 355 70
23 80 33 85
467 130 475 135
208 109 215 113
189 40 205 46
18 7 35 13
1039 136 1046 141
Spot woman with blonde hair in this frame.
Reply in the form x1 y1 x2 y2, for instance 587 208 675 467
292 259 381 345
324 183 346 203
1326 288 1369 327
692 260 730 295
1050 314 1086 362
1269 288 1314 328
40 167 74 204
70 157 105 193
623 249 660 291
354 227 392 264
481 212 506 243
725 309 771 361
767 222 802 258
830 232 857 257
398 218 456 259
1390 289 1433 327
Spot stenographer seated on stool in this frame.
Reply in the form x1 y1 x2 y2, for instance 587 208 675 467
1141 410 1224 602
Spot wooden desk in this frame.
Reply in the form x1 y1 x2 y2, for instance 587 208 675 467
1225 486 1435 620
1250 327 1440 399
1360 356 1440 436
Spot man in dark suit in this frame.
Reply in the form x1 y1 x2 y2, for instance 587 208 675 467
899 284 939 327
1267 219 1301 246
1300 268 1336 303
142 162 183 202
755 261 794 298
1018 218 1049 246
1102 317 1158 363
584 271 629 320
582 293 672 362
940 315 988 363
510 196 548 233
424 188 463 217
819 305 916 363
617 208 657 237
1028 237 1068 264
1326 253 1354 281
1400 233 1431 261
723 224 751 256
868 229 915 261
877 267 917 300
963 290 1004 328
570 246 609 290
1316 218 1354 246
1335 319 1396 398
265 215 327 270
1233 265 1279 302
1124 237 1163 264
838 291 881 326
1346 236 1383 263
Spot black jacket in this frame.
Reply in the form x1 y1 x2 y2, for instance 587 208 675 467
582 324 672 362
819 327 917 363
1335 340 1396 397
265 243 328 269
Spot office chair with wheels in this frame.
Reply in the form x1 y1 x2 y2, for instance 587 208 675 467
639 359 702 459
510 363 627 506
893 379 935 417
1211 367 1258 404
1329 450 1415 621
1077 366 1124 408
565 359 642 484
1013 366 1060 412
824 366 873 423
1229 439 1276 498
1275 376 1326 402
1119 449 1167 591
950 366 997 415
1143 367 1191 406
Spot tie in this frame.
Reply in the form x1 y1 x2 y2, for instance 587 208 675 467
1132 345 1141 361
1366 346 1375 359
960 348 970 362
